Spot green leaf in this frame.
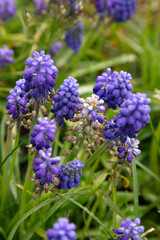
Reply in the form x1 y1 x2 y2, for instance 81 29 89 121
57 193 115 239
132 160 139 218
92 173 108 192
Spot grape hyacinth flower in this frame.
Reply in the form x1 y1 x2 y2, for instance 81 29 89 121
6 79 29 119
33 148 61 186
104 115 122 140
114 218 145 240
0 45 14 68
58 159 84 190
117 137 141 163
46 218 76 240
50 41 62 56
0 0 16 21
30 117 57 150
80 94 105 124
65 22 84 53
33 0 49 13
117 92 151 138
106 0 137 23
23 50 58 102
93 68 133 110
51 76 80 126
96 0 107 18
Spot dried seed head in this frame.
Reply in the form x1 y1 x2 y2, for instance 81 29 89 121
62 150 69 156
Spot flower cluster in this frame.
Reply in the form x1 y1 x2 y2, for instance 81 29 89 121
65 22 84 53
51 76 80 126
80 94 105 124
46 218 76 240
33 148 61 186
117 92 151 138
50 41 62 56
30 117 57 150
114 218 145 240
0 45 14 68
117 137 141 163
0 0 16 21
93 68 133 110
23 50 58 102
106 0 137 23
58 159 84 190
6 79 29 120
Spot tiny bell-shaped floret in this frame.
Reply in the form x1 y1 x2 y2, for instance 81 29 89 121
46 218 76 240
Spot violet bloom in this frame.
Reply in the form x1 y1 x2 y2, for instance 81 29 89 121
114 218 145 240
118 137 141 163
33 0 49 13
51 76 80 126
106 0 137 23
33 148 61 186
0 0 16 21
117 92 151 138
65 22 84 53
80 94 105 124
0 45 14 68
6 79 29 119
46 218 76 240
30 117 57 150
58 159 84 190
23 50 58 102
93 68 133 110
50 41 62 56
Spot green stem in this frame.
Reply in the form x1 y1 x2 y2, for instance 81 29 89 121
112 171 117 228
1 128 12 210
132 159 139 218
1 132 20 209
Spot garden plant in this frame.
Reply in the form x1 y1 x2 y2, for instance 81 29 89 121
0 0 160 240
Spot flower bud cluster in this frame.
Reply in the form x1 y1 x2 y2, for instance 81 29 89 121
46 218 76 240
30 117 57 150
51 76 80 126
106 0 137 23
58 159 84 190
93 68 133 110
0 45 14 68
65 22 84 53
0 0 16 21
6 79 29 120
23 50 58 102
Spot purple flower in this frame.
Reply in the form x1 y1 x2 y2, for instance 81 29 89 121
0 45 14 68
46 218 76 240
51 76 80 126
0 0 16 21
117 137 141 163
6 79 29 119
23 50 58 102
80 94 105 123
117 92 151 138
33 0 49 13
50 41 62 56
30 117 57 150
58 159 84 190
106 0 137 23
96 0 107 18
93 68 133 110
65 22 84 53
104 115 122 140
33 148 61 186
114 218 144 240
